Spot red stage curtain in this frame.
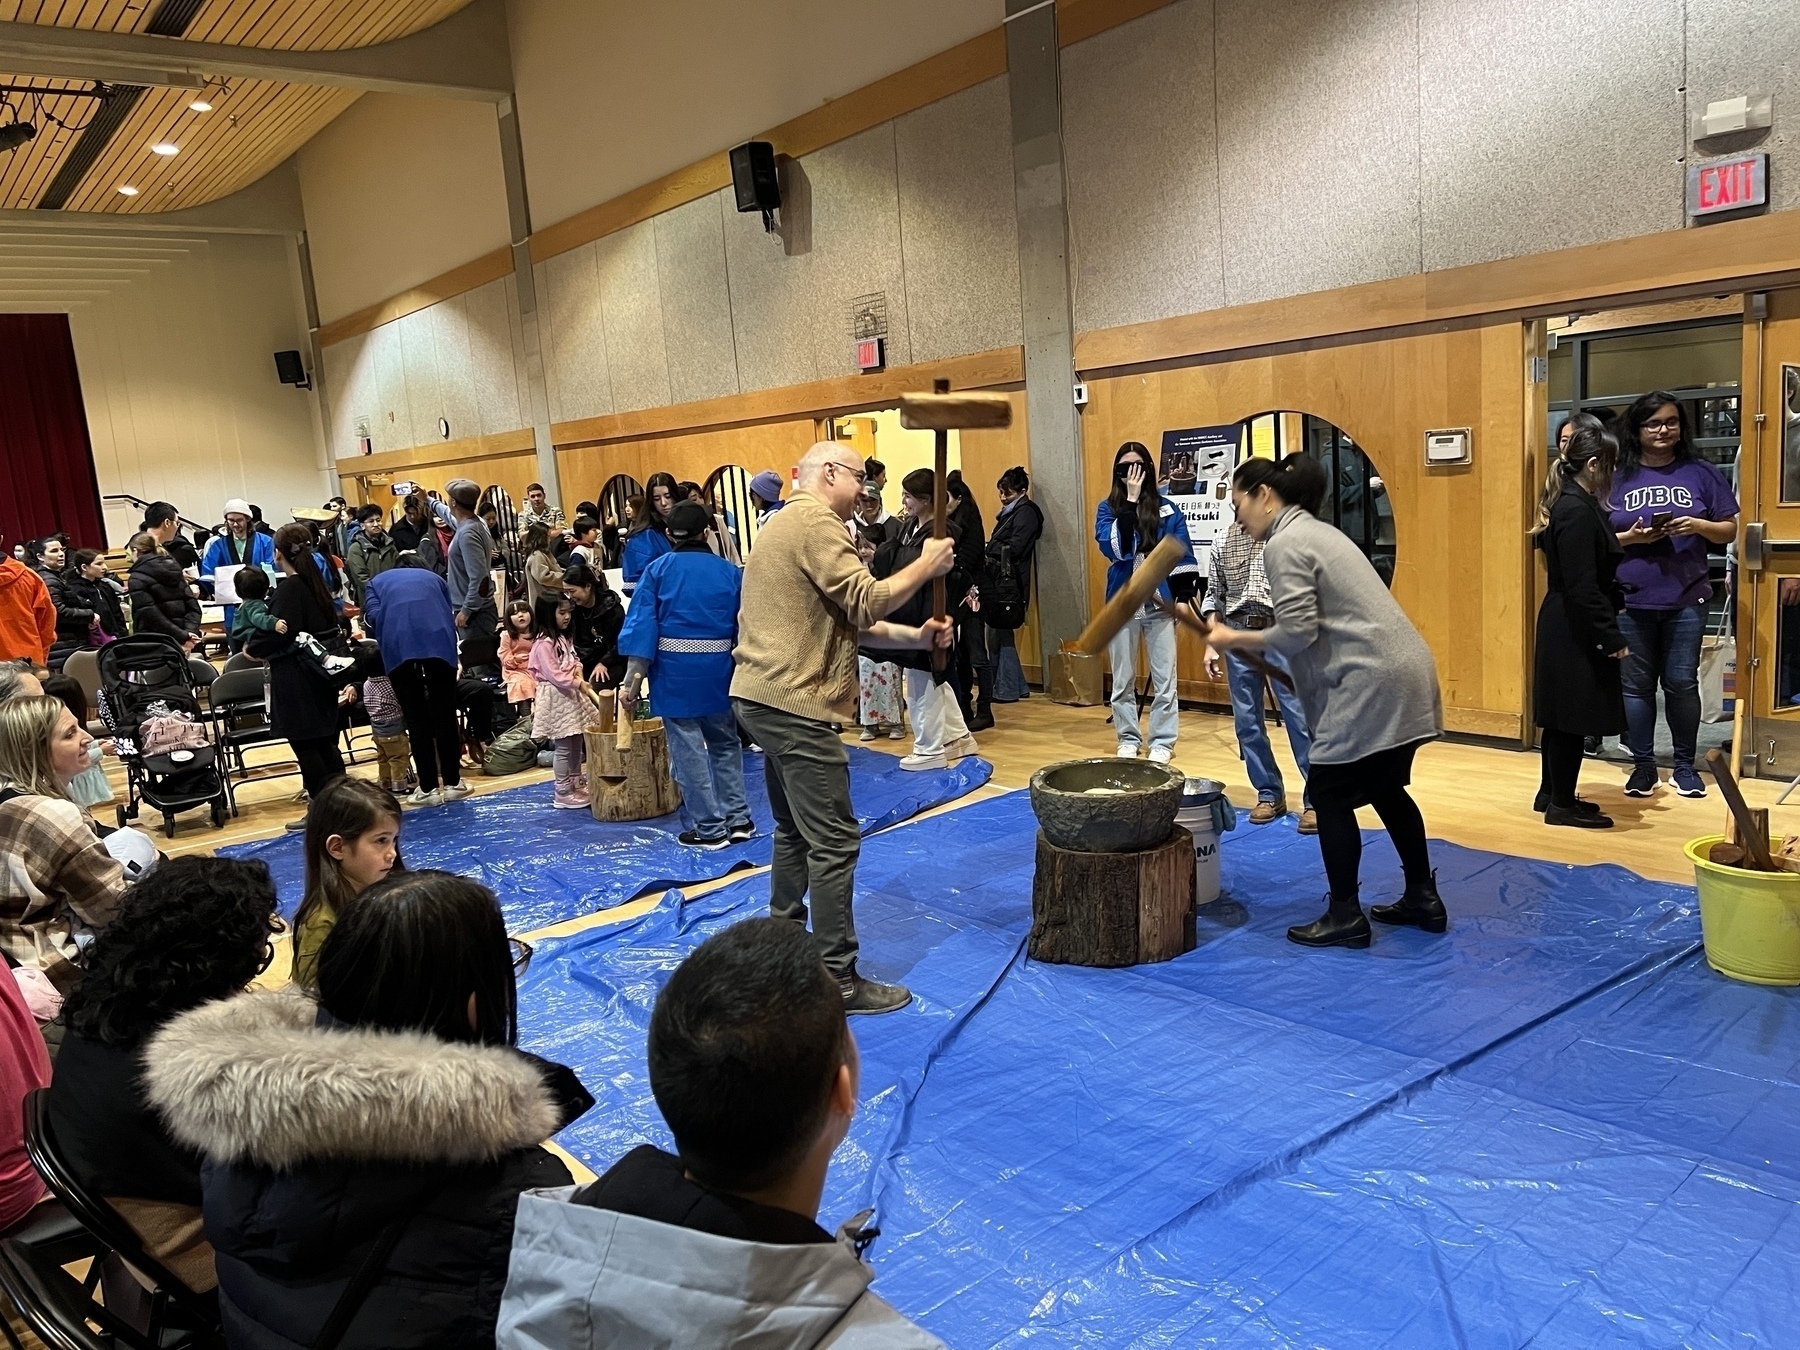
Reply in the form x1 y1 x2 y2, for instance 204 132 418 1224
0 314 107 552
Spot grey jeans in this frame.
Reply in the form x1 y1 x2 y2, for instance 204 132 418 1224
733 698 861 977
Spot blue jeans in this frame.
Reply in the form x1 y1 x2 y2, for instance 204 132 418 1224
1619 604 1705 771
1224 647 1312 807
1109 609 1180 755
989 627 1030 702
664 709 750 841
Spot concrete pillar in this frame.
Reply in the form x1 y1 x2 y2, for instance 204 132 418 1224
1005 0 1088 670
497 94 562 508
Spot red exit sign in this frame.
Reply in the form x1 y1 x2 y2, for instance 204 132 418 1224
1687 153 1767 219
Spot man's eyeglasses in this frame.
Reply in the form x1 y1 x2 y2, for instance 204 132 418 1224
826 461 868 485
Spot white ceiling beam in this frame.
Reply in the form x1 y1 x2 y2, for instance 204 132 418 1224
0 0 512 101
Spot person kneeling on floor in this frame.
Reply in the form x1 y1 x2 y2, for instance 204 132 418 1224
497 917 944 1348
616 500 754 849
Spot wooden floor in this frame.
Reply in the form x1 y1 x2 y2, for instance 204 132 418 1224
154 691 1787 891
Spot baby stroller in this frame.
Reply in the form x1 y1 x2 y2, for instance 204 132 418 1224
96 633 230 836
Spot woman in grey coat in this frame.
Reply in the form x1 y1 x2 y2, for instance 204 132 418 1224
1205 454 1445 950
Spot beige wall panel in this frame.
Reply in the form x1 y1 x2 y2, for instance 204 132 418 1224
1080 324 1528 734
1688 0 1800 215
894 75 1022 364
1063 0 1222 332
594 222 673 414
367 320 412 454
299 93 511 324
430 294 483 445
654 193 741 406
505 0 1005 230
1214 0 1421 306
463 277 528 437
398 307 445 449
537 244 613 424
804 125 912 377
1419 0 1683 272
722 190 820 394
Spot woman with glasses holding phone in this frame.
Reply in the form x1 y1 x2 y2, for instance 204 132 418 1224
1608 391 1739 800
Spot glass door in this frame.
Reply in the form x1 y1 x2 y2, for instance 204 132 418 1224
1744 291 1800 777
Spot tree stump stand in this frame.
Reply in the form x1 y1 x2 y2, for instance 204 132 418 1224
585 718 682 822
1028 828 1197 966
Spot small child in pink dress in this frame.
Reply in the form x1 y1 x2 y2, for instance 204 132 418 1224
528 596 591 810
500 601 538 714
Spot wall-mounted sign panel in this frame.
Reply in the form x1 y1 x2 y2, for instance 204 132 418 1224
1425 428 1472 466
1687 153 1767 219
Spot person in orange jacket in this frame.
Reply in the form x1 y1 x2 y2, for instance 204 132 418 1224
0 534 57 666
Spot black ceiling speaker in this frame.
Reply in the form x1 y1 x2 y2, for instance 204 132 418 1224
0 122 36 153
729 140 780 232
273 349 311 389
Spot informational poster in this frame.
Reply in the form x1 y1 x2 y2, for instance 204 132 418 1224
1159 424 1240 557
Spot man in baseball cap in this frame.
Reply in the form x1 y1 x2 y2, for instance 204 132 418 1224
201 495 275 641
748 470 785 528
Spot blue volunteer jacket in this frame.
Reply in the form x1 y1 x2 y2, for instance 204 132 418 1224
200 529 276 631
620 528 672 596
616 547 741 720
1095 498 1200 603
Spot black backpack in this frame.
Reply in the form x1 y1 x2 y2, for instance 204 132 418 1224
982 546 1027 631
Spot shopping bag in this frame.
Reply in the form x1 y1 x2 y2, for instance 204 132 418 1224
1700 635 1734 724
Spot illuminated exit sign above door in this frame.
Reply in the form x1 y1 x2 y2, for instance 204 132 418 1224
1687 153 1767 219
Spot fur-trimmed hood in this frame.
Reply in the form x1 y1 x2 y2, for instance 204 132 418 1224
143 989 562 1171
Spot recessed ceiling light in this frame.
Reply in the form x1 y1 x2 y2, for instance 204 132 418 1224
117 185 138 196
188 99 213 113
150 142 178 156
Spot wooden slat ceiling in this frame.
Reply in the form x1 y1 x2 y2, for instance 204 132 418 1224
0 0 473 213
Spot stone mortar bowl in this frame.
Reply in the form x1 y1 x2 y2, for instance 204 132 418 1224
1028 758 1186 854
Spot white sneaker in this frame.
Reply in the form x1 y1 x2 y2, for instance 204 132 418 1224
858 726 878 742
944 733 978 760
887 726 907 740
406 787 443 807
899 752 947 772
1147 746 1174 765
442 781 474 799
1117 743 1140 759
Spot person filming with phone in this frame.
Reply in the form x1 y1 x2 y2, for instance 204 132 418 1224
1607 392 1738 801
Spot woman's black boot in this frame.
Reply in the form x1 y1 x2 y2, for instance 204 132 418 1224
1287 897 1371 949
1370 872 1449 933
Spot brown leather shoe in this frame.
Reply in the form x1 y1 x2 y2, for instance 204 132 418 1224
1297 809 1318 835
1249 798 1288 825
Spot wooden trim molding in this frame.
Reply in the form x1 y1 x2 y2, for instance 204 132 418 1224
318 0 1178 347
551 347 1026 447
1075 210 1800 374
332 427 537 476
316 246 514 347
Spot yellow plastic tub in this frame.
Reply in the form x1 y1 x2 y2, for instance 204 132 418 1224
1685 835 1800 986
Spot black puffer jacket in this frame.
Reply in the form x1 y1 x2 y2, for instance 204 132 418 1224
143 991 589 1350
127 553 200 642
866 517 968 672
47 570 128 668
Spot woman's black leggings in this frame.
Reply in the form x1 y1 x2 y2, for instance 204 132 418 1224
1314 787 1433 906
291 736 344 798
1539 728 1586 809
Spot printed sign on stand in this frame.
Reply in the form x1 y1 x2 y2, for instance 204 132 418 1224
1159 424 1240 558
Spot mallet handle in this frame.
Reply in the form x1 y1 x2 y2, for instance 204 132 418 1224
932 378 949 672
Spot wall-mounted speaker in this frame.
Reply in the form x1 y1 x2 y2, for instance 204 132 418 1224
729 140 781 231
273 349 311 389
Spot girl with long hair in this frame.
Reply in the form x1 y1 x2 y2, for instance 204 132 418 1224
621 488 673 599
986 465 1043 704
292 776 403 988
529 594 592 809
1206 454 1444 950
1607 390 1739 799
1094 441 1200 763
258 523 352 808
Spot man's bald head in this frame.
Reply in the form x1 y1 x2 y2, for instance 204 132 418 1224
797 442 865 520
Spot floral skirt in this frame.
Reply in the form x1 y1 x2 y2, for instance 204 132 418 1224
859 657 904 726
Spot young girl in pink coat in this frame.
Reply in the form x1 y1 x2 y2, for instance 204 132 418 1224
528 596 591 809
499 601 538 715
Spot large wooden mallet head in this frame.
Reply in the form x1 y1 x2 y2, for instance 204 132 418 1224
898 388 1013 669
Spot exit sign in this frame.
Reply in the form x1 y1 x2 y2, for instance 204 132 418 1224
855 336 885 372
1687 153 1767 219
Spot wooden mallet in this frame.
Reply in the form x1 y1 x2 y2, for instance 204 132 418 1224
1067 534 1188 656
899 383 1013 671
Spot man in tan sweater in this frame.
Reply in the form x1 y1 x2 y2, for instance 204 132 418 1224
733 443 954 1015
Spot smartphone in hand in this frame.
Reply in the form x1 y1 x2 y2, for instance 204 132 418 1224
1650 511 1673 532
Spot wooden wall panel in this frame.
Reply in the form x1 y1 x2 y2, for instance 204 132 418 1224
1081 323 1530 738
555 420 822 513
337 441 537 510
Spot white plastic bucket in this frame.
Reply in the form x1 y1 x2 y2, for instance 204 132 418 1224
1175 776 1224 906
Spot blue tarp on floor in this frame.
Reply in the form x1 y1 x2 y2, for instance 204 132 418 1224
517 790 1800 1347
219 744 990 931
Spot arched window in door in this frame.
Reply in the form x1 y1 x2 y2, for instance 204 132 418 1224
1237 411 1395 586
705 465 757 558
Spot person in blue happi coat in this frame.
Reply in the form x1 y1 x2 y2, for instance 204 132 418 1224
617 500 753 849
199 497 276 642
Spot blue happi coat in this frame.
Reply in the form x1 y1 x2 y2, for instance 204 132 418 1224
615 546 741 720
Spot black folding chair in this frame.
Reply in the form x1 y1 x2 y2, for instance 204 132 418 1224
207 668 300 815
0 1197 113 1350
18 1092 220 1348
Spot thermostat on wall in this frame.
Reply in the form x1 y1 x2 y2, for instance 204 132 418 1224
1425 428 1471 466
